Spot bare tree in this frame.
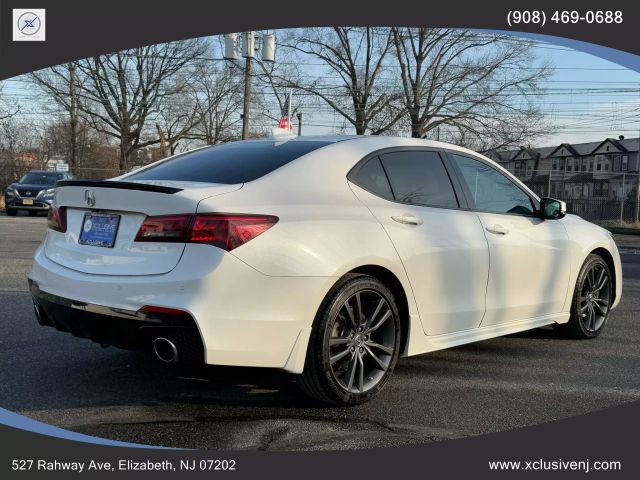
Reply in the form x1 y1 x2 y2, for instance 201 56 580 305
0 116 48 196
391 28 553 149
30 63 82 170
190 62 243 145
154 77 202 156
74 39 206 171
281 27 403 135
0 82 20 121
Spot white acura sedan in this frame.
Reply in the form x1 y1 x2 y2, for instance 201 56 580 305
28 136 622 405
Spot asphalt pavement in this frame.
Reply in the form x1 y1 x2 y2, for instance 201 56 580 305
1 212 639 450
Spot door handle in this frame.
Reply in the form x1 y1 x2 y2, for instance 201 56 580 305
391 214 423 226
485 224 509 235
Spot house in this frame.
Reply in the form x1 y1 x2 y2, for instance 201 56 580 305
488 137 640 201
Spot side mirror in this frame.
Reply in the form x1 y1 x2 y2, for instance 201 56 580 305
539 197 566 220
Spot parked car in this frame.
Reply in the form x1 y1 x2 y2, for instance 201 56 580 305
27 137 622 405
4 170 73 216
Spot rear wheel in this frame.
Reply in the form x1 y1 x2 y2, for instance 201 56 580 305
557 254 612 339
5 208 17 216
298 274 401 405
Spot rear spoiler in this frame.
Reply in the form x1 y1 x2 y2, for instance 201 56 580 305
55 180 182 194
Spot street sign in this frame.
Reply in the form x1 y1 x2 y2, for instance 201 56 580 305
55 163 69 172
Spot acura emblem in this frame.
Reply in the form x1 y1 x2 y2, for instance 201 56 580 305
84 189 96 207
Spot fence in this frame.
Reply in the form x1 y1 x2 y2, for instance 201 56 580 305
506 169 640 230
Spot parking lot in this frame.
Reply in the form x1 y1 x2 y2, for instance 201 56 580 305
1 212 639 450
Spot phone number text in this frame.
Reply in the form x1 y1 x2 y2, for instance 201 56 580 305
507 11 622 27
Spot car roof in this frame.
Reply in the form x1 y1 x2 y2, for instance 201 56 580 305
272 135 478 153
285 135 488 158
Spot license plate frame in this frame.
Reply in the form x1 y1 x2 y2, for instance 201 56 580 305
78 212 121 248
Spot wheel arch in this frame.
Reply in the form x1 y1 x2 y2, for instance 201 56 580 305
589 247 617 304
347 264 411 356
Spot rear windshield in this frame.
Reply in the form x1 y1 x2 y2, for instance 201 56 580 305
125 140 335 184
19 172 64 185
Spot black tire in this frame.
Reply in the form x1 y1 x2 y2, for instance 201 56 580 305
5 208 17 217
557 254 613 339
297 274 401 405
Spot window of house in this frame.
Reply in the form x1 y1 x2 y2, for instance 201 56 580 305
589 160 594 171
622 155 628 171
552 159 557 170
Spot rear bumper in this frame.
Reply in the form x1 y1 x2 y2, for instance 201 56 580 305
30 280 202 357
28 241 334 373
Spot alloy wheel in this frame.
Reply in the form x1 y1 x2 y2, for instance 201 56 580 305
327 289 397 394
579 262 611 333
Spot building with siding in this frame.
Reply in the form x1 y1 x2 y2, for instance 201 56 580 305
488 137 640 201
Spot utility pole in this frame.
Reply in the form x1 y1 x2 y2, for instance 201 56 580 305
297 112 303 136
224 32 275 140
68 62 78 173
242 55 252 140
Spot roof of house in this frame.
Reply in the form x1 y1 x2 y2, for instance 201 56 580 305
491 137 639 163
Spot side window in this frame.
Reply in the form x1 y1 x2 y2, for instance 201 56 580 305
380 151 458 208
350 156 393 200
452 154 535 216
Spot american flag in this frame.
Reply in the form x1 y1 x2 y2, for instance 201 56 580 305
277 91 293 130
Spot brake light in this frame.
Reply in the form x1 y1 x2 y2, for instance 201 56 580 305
135 213 278 251
47 206 67 233
134 214 191 242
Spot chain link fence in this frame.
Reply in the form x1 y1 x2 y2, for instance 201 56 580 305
507 169 640 230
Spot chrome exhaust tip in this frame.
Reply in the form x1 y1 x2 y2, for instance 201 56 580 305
153 337 179 363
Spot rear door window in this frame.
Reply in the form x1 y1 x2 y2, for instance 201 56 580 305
349 156 394 200
380 151 459 208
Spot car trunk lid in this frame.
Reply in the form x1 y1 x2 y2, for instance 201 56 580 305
44 180 242 275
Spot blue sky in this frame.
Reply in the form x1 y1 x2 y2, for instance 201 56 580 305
2 31 639 149
529 43 640 146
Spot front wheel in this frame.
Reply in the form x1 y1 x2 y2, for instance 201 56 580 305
558 254 613 339
297 274 401 405
5 208 17 217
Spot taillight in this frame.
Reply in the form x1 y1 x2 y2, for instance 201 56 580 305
134 214 191 242
47 206 67 233
135 213 278 251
